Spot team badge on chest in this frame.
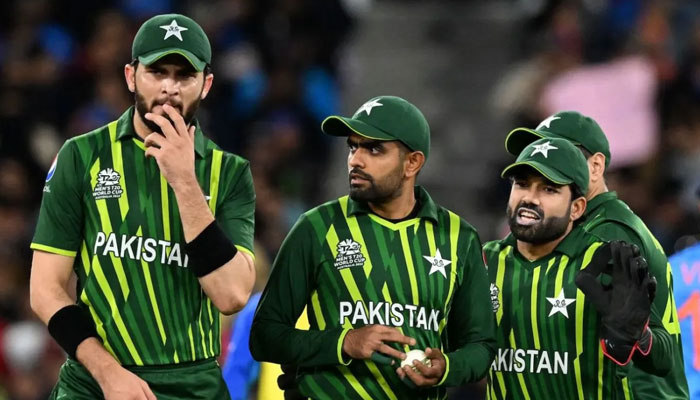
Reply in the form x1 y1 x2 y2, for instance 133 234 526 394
334 239 366 270
93 168 123 200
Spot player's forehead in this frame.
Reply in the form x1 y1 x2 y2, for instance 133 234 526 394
510 169 563 188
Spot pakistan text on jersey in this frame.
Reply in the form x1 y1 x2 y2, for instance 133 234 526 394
339 301 441 332
491 347 569 375
93 232 189 268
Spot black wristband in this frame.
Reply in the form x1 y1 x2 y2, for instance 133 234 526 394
48 305 99 360
186 221 238 277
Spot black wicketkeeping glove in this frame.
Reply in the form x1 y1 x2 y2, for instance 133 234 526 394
278 364 304 400
575 240 657 365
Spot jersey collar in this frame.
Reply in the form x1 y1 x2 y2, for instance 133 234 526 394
114 106 207 158
583 191 618 218
346 185 439 223
504 223 589 259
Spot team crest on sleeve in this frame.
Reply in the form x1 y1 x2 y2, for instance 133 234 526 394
490 283 500 313
334 239 366 270
93 168 123 200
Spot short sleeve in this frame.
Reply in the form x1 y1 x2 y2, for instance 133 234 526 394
31 140 85 257
216 157 255 257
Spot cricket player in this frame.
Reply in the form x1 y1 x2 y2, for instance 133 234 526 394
485 137 661 399
505 111 689 399
250 95 497 399
29 14 256 400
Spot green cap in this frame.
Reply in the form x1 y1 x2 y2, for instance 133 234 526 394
321 96 431 159
502 137 589 194
132 14 211 72
504 111 611 167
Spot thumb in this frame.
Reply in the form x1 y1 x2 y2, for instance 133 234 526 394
189 125 196 142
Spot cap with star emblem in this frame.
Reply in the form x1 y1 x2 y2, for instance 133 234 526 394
132 13 211 72
321 95 431 159
502 137 589 194
504 111 611 167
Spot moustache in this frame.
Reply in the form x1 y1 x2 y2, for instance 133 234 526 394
513 202 544 219
349 168 373 182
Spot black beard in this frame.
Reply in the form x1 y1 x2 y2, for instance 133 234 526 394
134 89 200 135
348 166 403 204
507 201 571 245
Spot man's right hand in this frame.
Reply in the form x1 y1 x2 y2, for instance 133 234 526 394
76 338 156 400
97 367 157 400
342 325 416 365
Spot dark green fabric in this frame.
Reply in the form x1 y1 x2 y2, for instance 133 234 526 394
583 192 690 399
49 358 230 399
505 111 610 167
502 137 590 193
484 225 633 399
250 186 496 399
132 14 211 71
321 95 431 159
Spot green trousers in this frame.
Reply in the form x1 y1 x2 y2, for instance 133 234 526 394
49 358 231 400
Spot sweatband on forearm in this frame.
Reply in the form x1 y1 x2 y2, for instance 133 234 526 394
48 305 99 360
186 221 238 277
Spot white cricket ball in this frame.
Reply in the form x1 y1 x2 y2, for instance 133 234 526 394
400 349 432 373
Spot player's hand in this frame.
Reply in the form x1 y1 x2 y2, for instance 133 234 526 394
143 103 197 190
98 365 157 400
575 240 656 365
396 347 446 388
342 325 416 365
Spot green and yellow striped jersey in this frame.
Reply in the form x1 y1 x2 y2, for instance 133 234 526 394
484 226 634 400
31 107 255 366
250 186 496 400
583 192 689 399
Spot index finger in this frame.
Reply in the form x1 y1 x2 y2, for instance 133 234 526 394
145 112 177 138
162 103 188 136
379 328 416 346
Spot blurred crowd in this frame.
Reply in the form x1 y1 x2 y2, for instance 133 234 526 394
1 0 700 398
0 0 353 398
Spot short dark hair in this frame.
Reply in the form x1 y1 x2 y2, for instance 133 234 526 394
576 145 593 160
570 183 584 201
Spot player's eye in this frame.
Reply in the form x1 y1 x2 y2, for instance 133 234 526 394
348 143 358 152
544 186 560 194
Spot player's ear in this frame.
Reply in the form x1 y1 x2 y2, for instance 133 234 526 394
404 151 425 179
588 153 606 184
570 195 587 222
200 72 214 100
125 63 136 93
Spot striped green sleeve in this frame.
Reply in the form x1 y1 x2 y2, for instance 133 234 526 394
250 215 348 367
31 139 84 255
439 231 497 386
216 156 255 255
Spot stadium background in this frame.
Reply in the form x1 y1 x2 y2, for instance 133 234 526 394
0 0 698 398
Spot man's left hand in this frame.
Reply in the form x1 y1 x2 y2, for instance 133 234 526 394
144 104 197 189
395 347 446 387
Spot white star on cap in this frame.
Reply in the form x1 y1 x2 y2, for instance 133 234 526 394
531 141 558 158
354 99 383 117
536 115 561 130
160 20 188 41
423 249 452 279
546 289 576 318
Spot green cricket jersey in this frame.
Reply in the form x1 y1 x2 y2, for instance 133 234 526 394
484 226 637 400
250 186 496 400
583 192 689 399
31 107 255 366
